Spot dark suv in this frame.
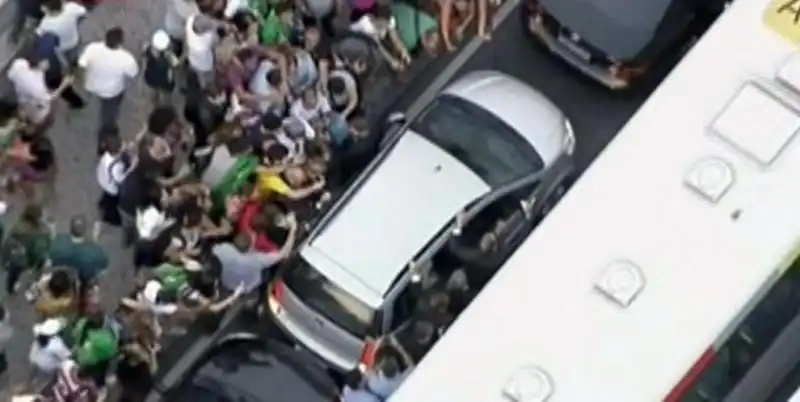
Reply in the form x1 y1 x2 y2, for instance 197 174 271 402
523 0 728 89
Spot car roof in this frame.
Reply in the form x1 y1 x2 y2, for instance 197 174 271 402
443 71 566 166
304 130 490 307
541 0 675 60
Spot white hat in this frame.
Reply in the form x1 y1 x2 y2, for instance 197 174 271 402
0 201 8 216
136 206 167 240
142 280 163 304
184 259 203 272
33 318 63 336
151 30 171 51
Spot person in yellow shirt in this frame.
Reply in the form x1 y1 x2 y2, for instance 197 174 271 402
255 165 326 200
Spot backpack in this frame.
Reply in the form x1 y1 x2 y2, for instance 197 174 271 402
0 234 27 270
153 263 189 302
70 317 119 368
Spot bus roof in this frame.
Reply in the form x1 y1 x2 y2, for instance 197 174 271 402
388 1 800 401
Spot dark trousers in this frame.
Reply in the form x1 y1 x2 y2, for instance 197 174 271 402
45 73 84 108
5 262 27 294
97 93 124 133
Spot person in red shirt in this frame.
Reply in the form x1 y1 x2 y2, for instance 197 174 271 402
236 201 279 252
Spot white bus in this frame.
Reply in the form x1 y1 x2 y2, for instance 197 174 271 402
388 0 800 401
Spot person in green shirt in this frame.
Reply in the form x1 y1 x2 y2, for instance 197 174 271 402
49 215 109 294
4 204 52 294
391 2 442 56
70 311 119 389
250 0 292 45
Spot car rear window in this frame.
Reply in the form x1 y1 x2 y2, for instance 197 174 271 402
283 258 376 338
411 95 544 187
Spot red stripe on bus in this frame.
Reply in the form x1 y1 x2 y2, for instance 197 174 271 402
664 348 716 402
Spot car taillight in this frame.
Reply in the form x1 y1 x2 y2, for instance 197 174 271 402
664 348 716 401
609 62 649 81
271 280 285 302
358 340 379 372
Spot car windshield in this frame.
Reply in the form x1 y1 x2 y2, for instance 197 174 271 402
410 94 544 188
283 258 376 338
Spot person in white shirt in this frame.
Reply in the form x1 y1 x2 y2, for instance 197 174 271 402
185 14 218 89
36 0 87 65
291 87 331 124
7 53 73 127
28 318 71 386
96 130 133 233
349 5 410 72
78 27 139 136
164 0 199 56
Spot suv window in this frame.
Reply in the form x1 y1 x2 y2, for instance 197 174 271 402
410 95 545 188
390 286 417 329
283 259 377 338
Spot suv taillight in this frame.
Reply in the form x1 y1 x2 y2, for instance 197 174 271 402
358 340 379 372
270 280 285 302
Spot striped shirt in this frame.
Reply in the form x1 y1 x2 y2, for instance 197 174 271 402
52 360 98 402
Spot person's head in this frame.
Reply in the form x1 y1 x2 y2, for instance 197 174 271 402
375 347 403 378
105 27 125 49
284 166 307 187
263 141 290 166
343 369 365 390
42 0 63 13
231 10 255 34
276 2 294 24
300 88 319 108
328 76 347 97
350 58 368 74
232 231 252 252
265 68 283 88
349 115 369 139
411 319 436 343
181 204 204 229
47 269 74 298
100 128 122 155
373 5 394 28
261 113 283 135
69 214 88 239
21 204 43 226
150 30 171 54
302 18 321 47
421 29 441 56
148 106 179 136
33 318 63 346
84 310 106 330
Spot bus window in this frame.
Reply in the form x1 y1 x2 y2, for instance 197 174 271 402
681 262 800 401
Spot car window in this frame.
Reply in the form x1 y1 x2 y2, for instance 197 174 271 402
390 286 416 329
410 94 544 188
283 258 377 337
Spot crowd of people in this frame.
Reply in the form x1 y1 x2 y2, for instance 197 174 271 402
0 0 497 399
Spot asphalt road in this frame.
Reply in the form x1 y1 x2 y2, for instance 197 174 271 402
0 0 676 399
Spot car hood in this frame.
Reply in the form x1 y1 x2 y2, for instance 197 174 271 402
541 0 673 60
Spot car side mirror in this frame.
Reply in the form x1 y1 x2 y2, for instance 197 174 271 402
520 198 535 219
387 112 407 125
